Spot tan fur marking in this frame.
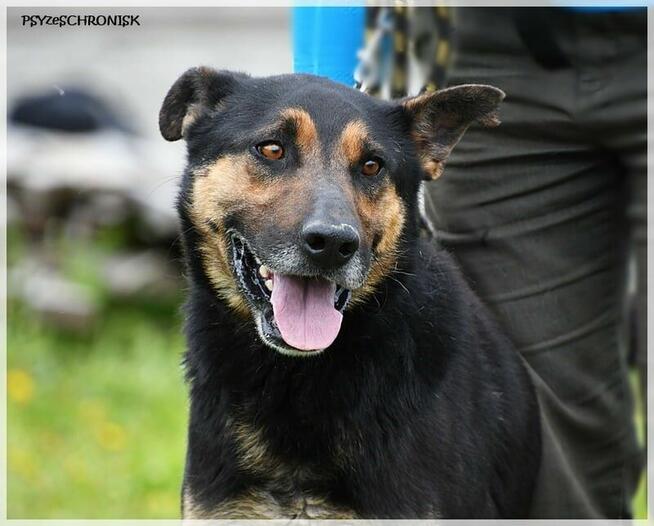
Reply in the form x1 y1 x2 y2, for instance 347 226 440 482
190 155 259 317
180 103 202 137
189 124 405 317
280 107 319 158
402 91 431 113
183 487 356 519
182 418 357 519
231 418 287 477
298 495 357 519
351 183 406 305
403 94 449 180
183 487 283 519
408 128 448 180
339 119 370 165
183 488 209 520
190 154 310 317
230 416 329 482
334 120 407 302
422 157 445 180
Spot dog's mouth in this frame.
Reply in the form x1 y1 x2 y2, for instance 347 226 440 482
229 233 351 355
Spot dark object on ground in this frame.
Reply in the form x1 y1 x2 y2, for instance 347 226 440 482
10 88 130 133
161 69 541 519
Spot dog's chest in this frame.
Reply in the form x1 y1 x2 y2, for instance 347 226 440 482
184 485 356 520
237 419 355 517
184 418 355 518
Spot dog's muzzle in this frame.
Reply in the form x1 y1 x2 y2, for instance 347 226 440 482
229 232 354 356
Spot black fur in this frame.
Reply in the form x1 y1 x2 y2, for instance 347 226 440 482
162 70 541 519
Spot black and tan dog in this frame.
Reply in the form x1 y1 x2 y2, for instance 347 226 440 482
160 68 541 519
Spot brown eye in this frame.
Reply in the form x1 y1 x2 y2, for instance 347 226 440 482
361 158 383 177
256 141 284 160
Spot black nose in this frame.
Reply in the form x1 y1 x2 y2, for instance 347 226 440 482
301 222 360 268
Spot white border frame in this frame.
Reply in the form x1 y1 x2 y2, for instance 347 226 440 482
1 1 650 524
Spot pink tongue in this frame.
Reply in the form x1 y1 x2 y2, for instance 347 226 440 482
270 274 343 351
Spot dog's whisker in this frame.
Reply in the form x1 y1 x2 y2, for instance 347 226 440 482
387 275 411 296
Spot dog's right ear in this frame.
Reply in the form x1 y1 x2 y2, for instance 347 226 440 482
401 85 505 180
159 67 244 142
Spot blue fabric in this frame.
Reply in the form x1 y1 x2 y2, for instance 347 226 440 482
292 7 365 86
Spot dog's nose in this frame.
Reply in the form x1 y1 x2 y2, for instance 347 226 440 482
301 222 360 268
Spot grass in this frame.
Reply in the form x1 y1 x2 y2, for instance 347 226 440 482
7 299 188 518
7 224 188 518
631 371 648 520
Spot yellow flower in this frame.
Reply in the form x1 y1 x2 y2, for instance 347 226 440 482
94 421 127 452
145 490 176 515
9 446 37 481
8 368 35 404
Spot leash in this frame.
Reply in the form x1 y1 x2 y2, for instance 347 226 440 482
354 6 453 238
354 6 452 99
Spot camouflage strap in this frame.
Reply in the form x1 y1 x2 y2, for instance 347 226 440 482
354 5 452 238
355 5 452 99
423 6 452 94
391 5 408 99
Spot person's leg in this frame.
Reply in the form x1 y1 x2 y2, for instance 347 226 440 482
424 8 642 518
578 10 647 501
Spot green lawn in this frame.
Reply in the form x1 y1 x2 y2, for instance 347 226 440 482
8 298 188 518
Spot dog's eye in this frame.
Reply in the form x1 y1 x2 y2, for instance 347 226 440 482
361 158 383 177
256 141 285 161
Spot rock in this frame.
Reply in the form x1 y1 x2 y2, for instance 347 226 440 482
102 250 180 299
9 260 97 332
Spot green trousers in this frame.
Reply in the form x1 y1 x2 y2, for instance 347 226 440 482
425 8 646 518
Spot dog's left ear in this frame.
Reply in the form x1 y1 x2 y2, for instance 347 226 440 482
159 67 246 142
401 84 505 180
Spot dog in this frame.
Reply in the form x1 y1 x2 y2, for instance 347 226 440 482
159 67 541 519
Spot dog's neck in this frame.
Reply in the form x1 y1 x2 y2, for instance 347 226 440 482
183 271 428 480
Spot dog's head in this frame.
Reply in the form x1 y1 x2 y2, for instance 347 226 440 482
160 68 503 356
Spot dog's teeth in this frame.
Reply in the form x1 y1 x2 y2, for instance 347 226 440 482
265 279 273 291
259 265 271 279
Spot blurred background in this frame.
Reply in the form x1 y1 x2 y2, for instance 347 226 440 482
7 7 291 518
6 5 647 520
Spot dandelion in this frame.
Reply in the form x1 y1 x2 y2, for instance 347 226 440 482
8 368 35 404
145 490 175 515
9 446 37 481
94 421 127 452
